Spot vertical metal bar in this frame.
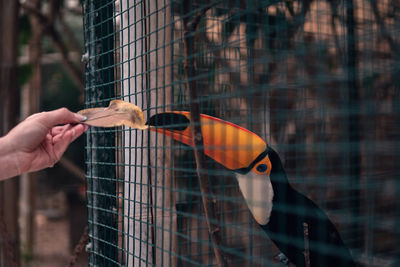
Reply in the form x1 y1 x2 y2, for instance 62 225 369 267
100 1 118 264
394 82 400 267
83 2 95 265
392 13 400 263
364 7 376 264
84 0 117 265
346 0 361 257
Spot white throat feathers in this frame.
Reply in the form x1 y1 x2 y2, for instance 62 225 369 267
235 172 274 225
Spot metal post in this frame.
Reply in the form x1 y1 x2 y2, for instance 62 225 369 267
84 0 117 265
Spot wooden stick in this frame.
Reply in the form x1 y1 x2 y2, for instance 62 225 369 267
66 226 89 267
303 222 311 267
182 4 227 267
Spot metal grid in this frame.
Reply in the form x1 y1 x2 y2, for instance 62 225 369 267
82 0 400 266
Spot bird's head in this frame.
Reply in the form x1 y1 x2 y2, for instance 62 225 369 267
147 111 275 225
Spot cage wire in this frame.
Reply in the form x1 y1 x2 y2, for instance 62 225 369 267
82 0 400 266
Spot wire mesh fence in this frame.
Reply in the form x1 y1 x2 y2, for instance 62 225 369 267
82 0 400 266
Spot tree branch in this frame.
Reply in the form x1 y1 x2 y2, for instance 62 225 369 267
66 226 89 267
59 12 83 52
183 4 227 267
21 3 84 95
370 0 399 54
59 156 85 181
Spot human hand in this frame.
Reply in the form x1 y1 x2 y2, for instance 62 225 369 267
0 108 88 179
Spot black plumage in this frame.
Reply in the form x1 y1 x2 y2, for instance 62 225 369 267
262 147 356 267
147 112 356 266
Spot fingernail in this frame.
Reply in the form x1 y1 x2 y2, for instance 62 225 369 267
84 124 89 131
71 129 76 138
74 113 87 121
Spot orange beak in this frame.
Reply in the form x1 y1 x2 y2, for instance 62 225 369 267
147 111 267 172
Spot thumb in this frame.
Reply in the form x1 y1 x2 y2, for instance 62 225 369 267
40 108 86 128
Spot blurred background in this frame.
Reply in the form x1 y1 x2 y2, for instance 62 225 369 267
1 0 400 266
83 0 400 266
0 0 87 266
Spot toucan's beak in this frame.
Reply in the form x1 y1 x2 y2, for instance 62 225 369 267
146 111 267 171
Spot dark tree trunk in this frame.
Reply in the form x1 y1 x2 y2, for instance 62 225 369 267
0 1 20 266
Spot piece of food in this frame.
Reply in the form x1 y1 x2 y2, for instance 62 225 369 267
78 100 148 129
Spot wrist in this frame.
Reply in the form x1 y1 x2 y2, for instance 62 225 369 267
0 135 22 180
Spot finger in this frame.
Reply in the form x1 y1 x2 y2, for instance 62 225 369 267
46 133 53 142
52 130 74 164
52 123 88 149
52 125 72 143
51 124 71 136
51 123 88 166
69 123 89 143
37 108 86 128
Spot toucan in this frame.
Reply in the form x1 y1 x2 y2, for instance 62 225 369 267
147 111 356 267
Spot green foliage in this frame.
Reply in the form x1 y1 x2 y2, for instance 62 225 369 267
41 64 83 112
18 14 31 49
18 64 33 87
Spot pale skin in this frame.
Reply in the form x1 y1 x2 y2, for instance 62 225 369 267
0 108 88 181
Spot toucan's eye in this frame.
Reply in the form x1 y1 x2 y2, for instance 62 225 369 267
256 164 268 173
